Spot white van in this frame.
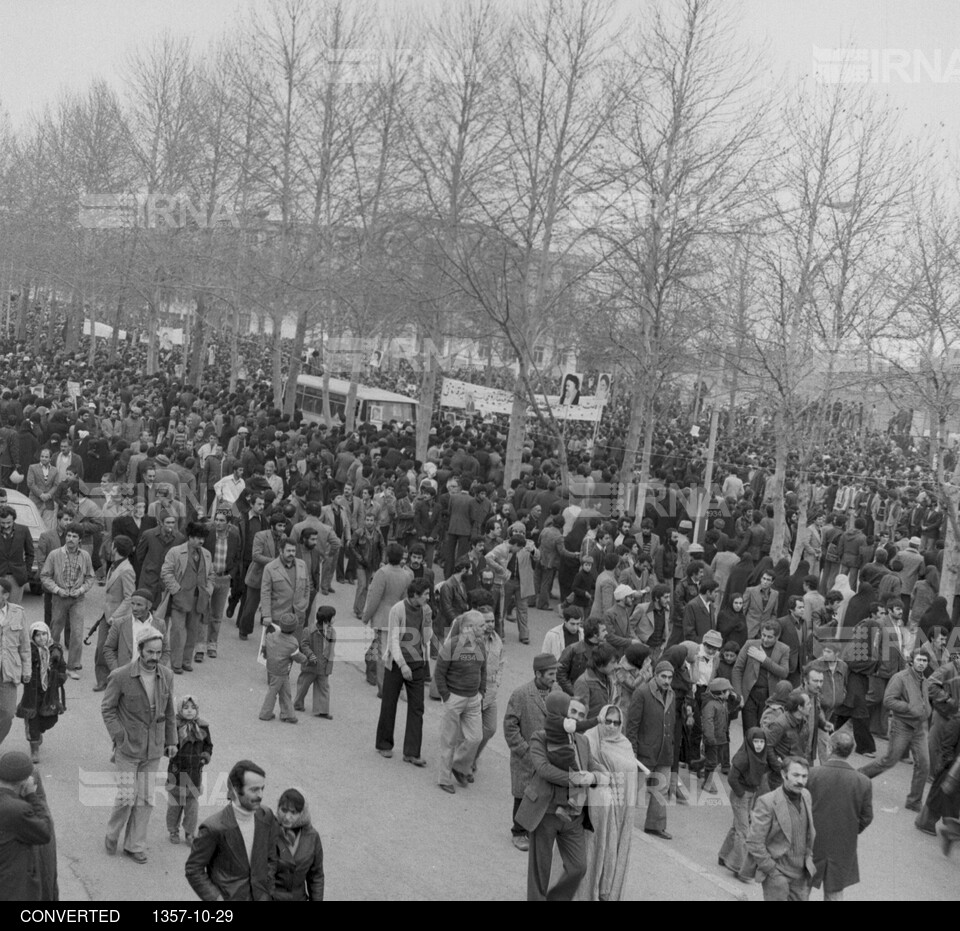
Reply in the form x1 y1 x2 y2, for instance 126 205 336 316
295 375 419 428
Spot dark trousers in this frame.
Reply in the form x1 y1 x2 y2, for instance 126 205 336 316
238 586 261 636
832 712 876 755
443 534 470 578
375 660 426 758
534 564 557 609
527 812 587 902
512 796 526 837
741 691 764 734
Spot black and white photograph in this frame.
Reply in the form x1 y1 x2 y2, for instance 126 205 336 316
0 0 956 909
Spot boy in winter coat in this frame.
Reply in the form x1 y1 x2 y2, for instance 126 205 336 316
294 606 336 719
260 613 307 723
166 695 212 845
701 677 736 793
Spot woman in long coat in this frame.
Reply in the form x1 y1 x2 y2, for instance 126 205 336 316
574 704 640 902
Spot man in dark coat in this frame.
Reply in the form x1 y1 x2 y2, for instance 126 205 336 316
626 660 676 839
185 759 278 901
0 750 53 901
515 694 596 901
502 654 561 852
806 730 873 901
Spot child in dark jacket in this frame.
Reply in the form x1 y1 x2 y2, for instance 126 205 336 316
701 678 737 793
166 695 212 844
295 606 336 719
716 643 741 772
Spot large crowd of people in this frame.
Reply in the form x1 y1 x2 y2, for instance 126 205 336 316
0 323 958 902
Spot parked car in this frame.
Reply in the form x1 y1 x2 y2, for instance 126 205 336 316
5 488 44 594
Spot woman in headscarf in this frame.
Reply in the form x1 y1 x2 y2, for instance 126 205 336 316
785 559 810 603
717 593 748 650
659 644 695 802
771 558 792 615
574 704 639 902
273 788 325 901
748 556 774 588
918 596 953 637
840 580 875 632
724 553 755 607
718 727 781 877
911 566 940 628
16 621 67 763
832 574 855 628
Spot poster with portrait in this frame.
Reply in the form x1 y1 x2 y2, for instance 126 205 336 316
595 372 612 404
558 372 582 406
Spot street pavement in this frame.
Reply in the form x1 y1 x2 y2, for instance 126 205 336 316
10 583 957 901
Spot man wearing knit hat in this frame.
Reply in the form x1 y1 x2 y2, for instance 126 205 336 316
602 585 640 658
626 659 676 840
503 653 561 851
101 627 177 863
0 749 53 900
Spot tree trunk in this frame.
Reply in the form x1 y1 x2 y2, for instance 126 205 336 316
345 373 358 432
146 294 159 374
46 295 58 352
110 291 125 362
619 380 645 486
64 291 81 354
940 483 960 623
789 479 809 573
416 365 438 463
322 366 332 425
187 293 206 388
272 323 283 409
16 282 29 341
283 304 309 418
229 303 240 392
503 393 527 489
769 408 788 560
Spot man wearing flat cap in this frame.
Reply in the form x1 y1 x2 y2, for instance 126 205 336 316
0 749 53 900
502 653 561 852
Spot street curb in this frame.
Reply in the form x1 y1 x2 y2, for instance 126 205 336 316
634 828 749 901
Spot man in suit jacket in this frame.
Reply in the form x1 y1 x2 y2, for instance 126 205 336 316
807 730 873 901
160 522 214 674
26 448 59 532
682 580 719 643
238 516 287 640
732 622 791 732
443 480 479 577
53 437 83 482
101 630 176 862
185 759 278 901
742 572 778 639
103 589 172 673
502 655 562 851
0 505 35 606
746 757 817 901
202 512 242 659
515 693 596 901
136 516 185 609
260 539 309 638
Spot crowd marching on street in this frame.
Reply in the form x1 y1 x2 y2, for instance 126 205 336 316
0 327 959 903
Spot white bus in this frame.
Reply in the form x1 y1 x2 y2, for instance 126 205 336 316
294 375 419 427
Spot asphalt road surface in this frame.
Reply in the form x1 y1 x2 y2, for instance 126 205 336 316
10 584 957 901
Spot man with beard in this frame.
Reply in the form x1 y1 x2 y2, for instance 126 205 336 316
185 759 278 901
746 757 816 901
101 629 177 863
135 514 185 610
260 538 310 642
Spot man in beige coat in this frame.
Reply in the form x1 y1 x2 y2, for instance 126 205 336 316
260 539 310 640
160 522 214 674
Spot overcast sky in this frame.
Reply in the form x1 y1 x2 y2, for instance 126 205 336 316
0 0 957 143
